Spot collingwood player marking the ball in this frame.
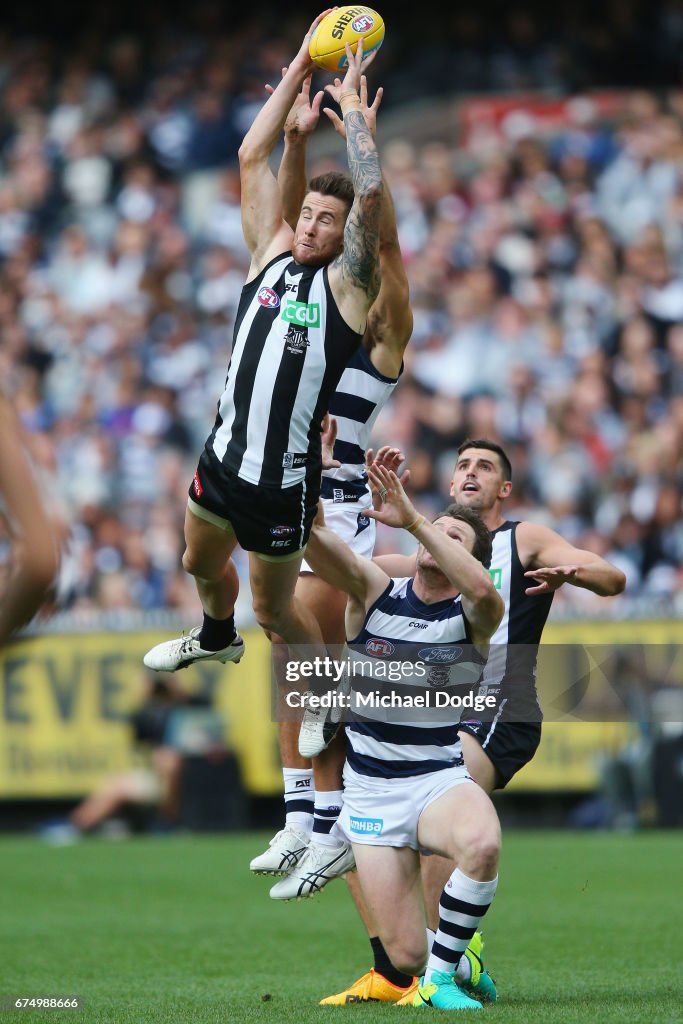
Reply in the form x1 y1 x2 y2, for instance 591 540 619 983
143 15 386 673
249 69 414 890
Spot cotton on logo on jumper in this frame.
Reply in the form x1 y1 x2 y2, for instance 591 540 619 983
257 286 280 308
349 816 383 835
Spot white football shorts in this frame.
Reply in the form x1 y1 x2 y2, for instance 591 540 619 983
300 494 376 573
334 761 471 851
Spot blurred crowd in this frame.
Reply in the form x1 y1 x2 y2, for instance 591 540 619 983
0 4 682 625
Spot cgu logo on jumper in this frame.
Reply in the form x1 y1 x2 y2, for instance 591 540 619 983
281 300 321 327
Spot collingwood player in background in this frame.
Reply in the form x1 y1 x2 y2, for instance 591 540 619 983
320 438 626 1006
144 21 385 672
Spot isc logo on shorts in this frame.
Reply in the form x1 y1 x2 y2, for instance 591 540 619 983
349 816 383 835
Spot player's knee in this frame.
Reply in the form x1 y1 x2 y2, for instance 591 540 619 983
252 596 285 635
182 545 217 580
386 938 427 978
462 828 500 877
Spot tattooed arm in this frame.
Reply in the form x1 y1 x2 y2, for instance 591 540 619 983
326 42 383 333
324 77 412 375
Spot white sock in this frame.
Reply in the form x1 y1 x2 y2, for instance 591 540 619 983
311 789 345 848
282 768 314 832
425 870 498 984
426 928 436 956
455 955 472 982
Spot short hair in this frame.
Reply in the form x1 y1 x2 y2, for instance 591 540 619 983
307 171 354 215
431 503 492 568
457 438 512 483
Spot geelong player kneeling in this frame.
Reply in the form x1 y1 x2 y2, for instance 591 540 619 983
303 461 503 1011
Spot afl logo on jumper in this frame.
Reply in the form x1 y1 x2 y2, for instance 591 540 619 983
365 638 394 657
257 286 280 308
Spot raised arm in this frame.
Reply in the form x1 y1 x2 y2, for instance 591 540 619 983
324 77 412 375
367 464 503 644
267 72 324 229
326 43 383 332
238 12 330 278
306 503 390 636
517 522 627 596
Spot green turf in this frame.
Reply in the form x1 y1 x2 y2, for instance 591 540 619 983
0 831 681 1023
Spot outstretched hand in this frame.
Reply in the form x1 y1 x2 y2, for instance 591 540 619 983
334 38 377 100
524 565 579 595
291 9 337 72
365 446 410 510
266 70 324 138
366 464 419 530
324 74 383 138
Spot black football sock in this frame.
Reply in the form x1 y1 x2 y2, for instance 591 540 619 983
370 936 414 988
198 612 235 651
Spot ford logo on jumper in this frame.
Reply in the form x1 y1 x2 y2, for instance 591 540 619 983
418 647 462 664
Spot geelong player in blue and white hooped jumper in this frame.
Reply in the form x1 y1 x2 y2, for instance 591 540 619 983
249 77 412 890
143 22 385 673
322 439 627 1008
303 460 504 1012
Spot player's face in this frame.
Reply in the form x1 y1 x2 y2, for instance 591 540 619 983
450 448 508 512
292 192 348 266
417 517 477 573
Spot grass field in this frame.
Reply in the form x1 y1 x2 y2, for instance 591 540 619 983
1 831 682 1024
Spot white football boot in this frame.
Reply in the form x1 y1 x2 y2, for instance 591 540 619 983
249 825 311 876
143 626 244 672
269 840 355 899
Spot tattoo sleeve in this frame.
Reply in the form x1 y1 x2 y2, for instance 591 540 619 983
342 110 383 299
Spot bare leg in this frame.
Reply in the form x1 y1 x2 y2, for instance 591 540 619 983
249 554 325 648
272 574 347 770
70 774 144 832
182 506 239 619
420 732 500 926
417 781 500 986
352 844 428 977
